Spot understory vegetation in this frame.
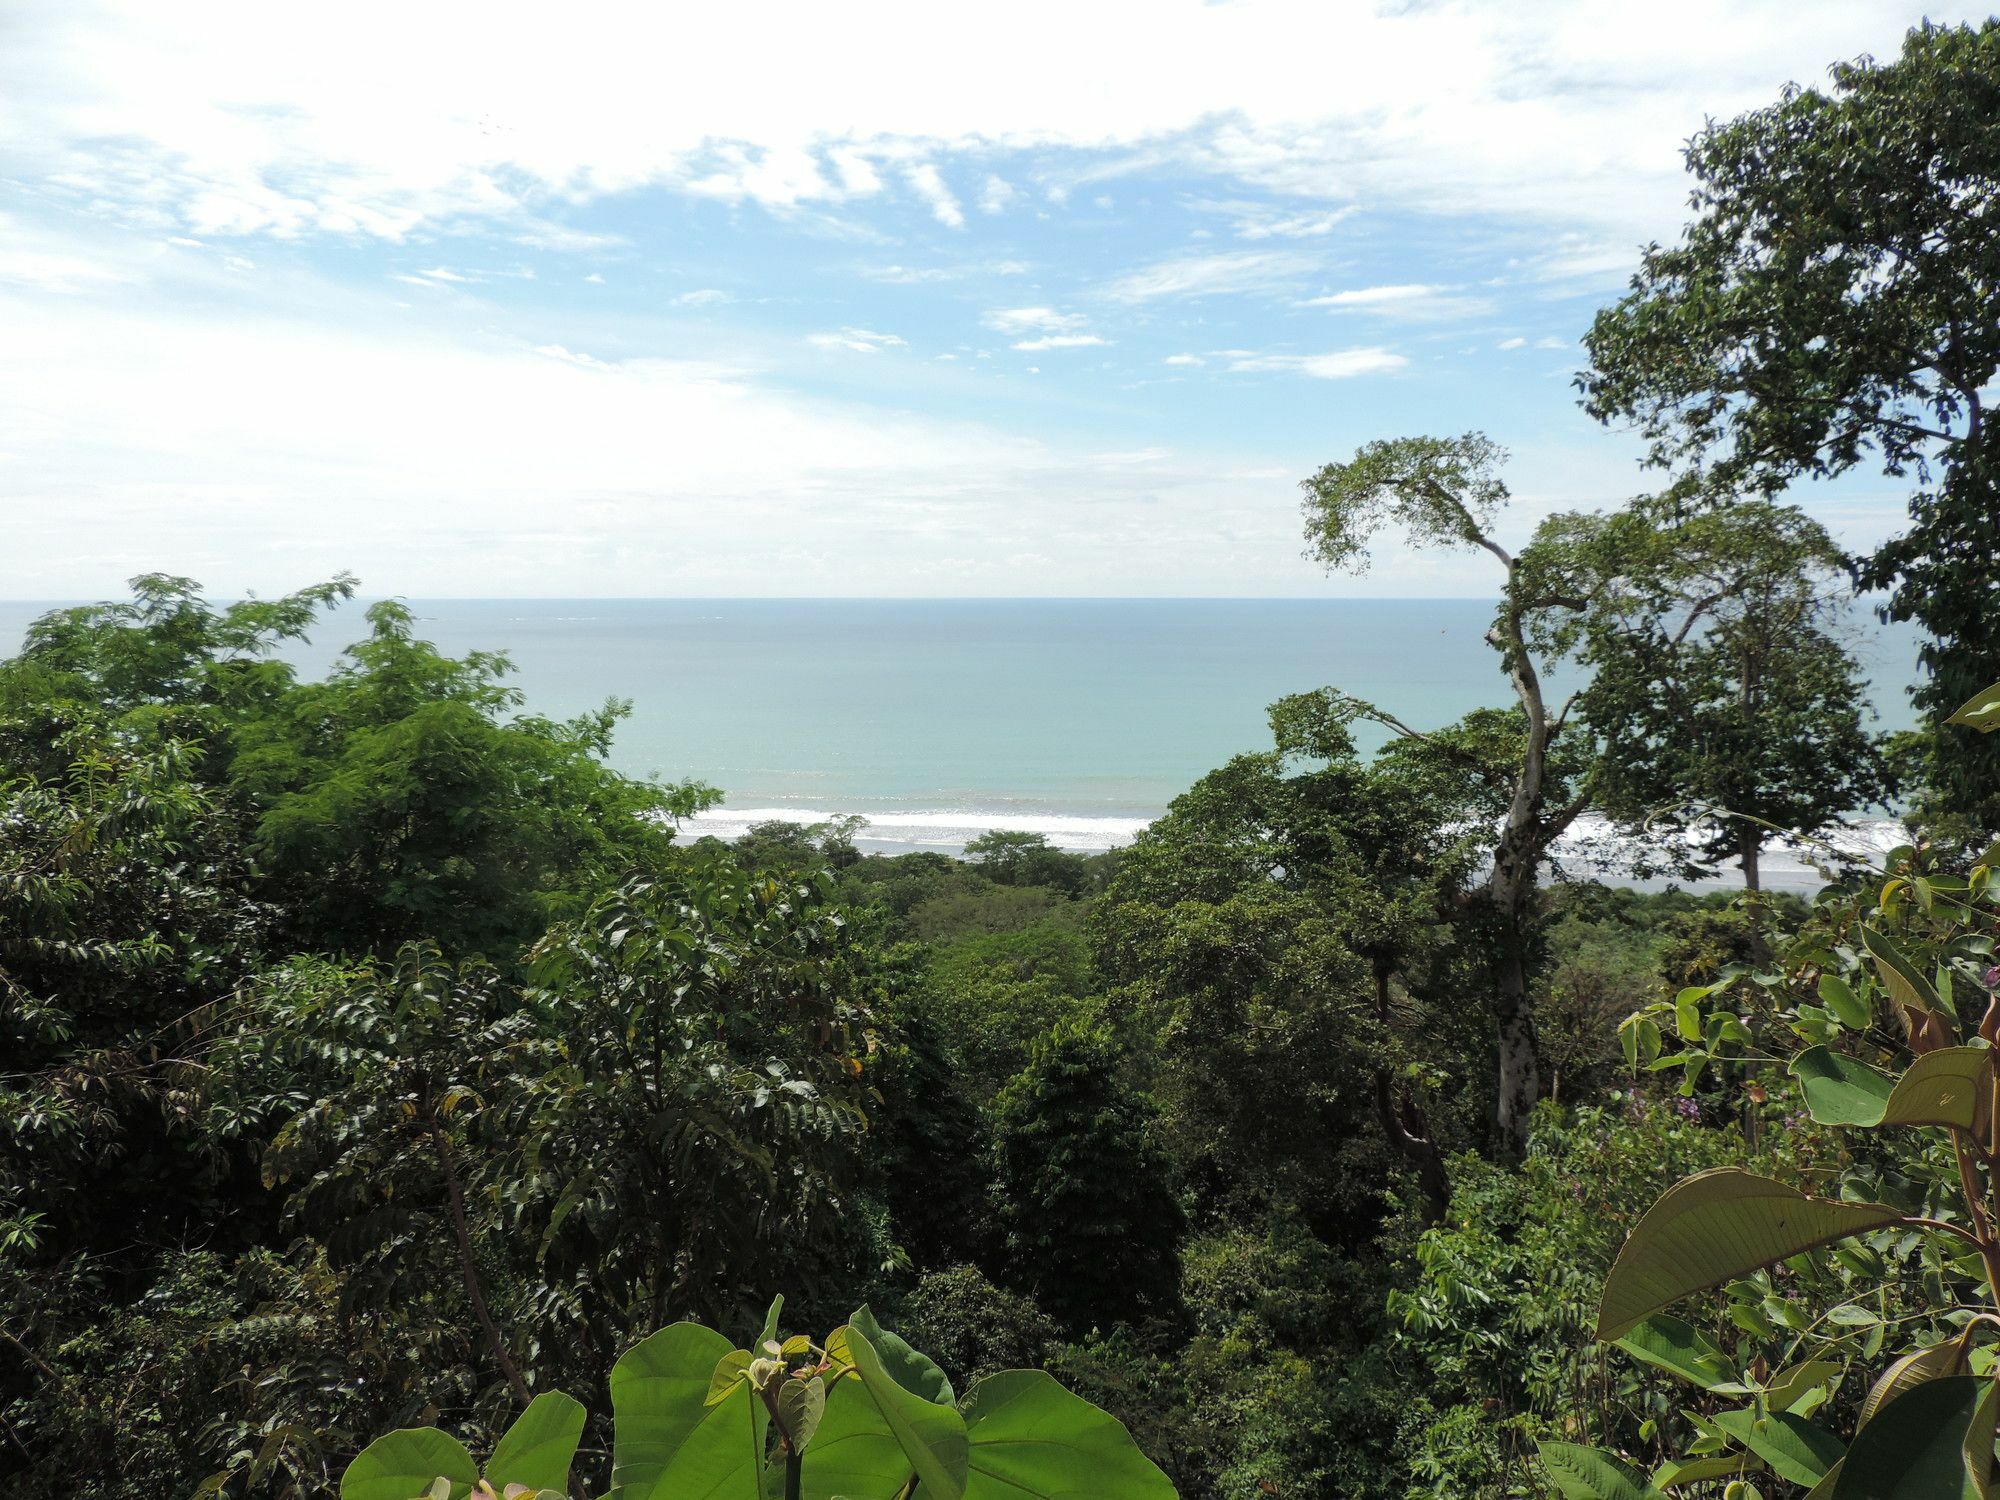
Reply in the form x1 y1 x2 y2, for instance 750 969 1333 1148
7 21 2000 1500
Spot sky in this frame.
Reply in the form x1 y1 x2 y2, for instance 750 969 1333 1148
0 1 1979 599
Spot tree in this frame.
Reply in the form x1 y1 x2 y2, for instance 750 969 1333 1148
237 600 714 960
0 727 268 1273
989 1018 1182 1331
1093 701 1475 1223
503 855 876 1343
1526 494 1888 894
236 949 535 1407
1298 433 1595 1157
1578 21 2000 830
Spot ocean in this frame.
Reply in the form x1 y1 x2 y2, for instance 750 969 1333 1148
0 597 1924 884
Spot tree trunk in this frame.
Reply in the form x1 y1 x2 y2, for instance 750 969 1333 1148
1739 826 1762 893
1486 593 1553 1160
1491 930 1541 1161
1369 960 1451 1223
432 1123 532 1407
1739 825 1772 965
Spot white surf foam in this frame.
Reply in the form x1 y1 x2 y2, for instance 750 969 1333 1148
682 804 1911 887
681 806 1150 854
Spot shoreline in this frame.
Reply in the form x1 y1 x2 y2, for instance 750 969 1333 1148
681 804 1909 893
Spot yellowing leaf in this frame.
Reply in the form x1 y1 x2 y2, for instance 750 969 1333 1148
1947 679 2000 733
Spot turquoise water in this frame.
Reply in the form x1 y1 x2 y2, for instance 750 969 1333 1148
0 597 1924 854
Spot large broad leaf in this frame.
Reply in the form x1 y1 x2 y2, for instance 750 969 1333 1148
1792 1048 1992 1131
1613 1316 1746 1393
1536 1441 1665 1500
1833 1375 1997 1499
1948 680 2000 733
342 1429 478 1500
961 1371 1175 1500
486 1392 585 1497
1860 926 1948 1017
1596 1169 1906 1342
1862 1341 1971 1425
1712 1408 1844 1487
610 1323 762 1500
797 1370 927 1500
1793 1048 1895 1125
1881 1048 1994 1131
843 1325 967 1498
849 1306 955 1405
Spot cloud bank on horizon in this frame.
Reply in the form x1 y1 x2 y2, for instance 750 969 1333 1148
0 0 1966 598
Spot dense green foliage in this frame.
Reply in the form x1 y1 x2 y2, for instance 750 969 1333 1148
12 27 2000 1498
1579 20 2000 830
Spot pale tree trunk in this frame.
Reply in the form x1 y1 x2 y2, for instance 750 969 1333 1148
1486 832 1544 1161
1485 589 1556 1161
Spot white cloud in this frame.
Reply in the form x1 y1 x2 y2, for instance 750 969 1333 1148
983 306 1085 335
807 327 907 353
863 259 1031 283
511 224 628 252
671 287 732 306
1011 334 1107 351
1163 353 1204 366
1299 282 1499 322
1303 284 1436 309
1221 204 1353 240
0 247 137 293
1224 347 1408 380
1497 335 1527 349
0 285 1437 598
904 163 965 228
1101 249 1320 302
3 2 1980 249
979 175 1017 214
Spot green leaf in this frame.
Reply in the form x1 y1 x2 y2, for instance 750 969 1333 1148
1793 1049 1895 1125
1832 1375 1996 1499
1537 1441 1665 1500
609 1323 762 1500
1820 974 1872 1029
341 1428 478 1500
848 1305 955 1405
962 1371 1176 1500
486 1392 585 1498
1790 1048 1992 1132
797 1374 921 1500
1862 1341 1971 1426
1654 1453 1758 1487
1860 926 1947 1016
1765 1361 1843 1414
708 1350 752 1406
1596 1169 1907 1342
842 1325 967 1497
1614 1316 1746 1393
1947 680 2000 733
778 1376 827 1454
1713 1408 1844 1487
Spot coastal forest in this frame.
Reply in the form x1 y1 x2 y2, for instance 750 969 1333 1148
8 23 2000 1500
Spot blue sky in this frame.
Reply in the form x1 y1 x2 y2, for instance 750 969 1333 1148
0 1 1974 598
